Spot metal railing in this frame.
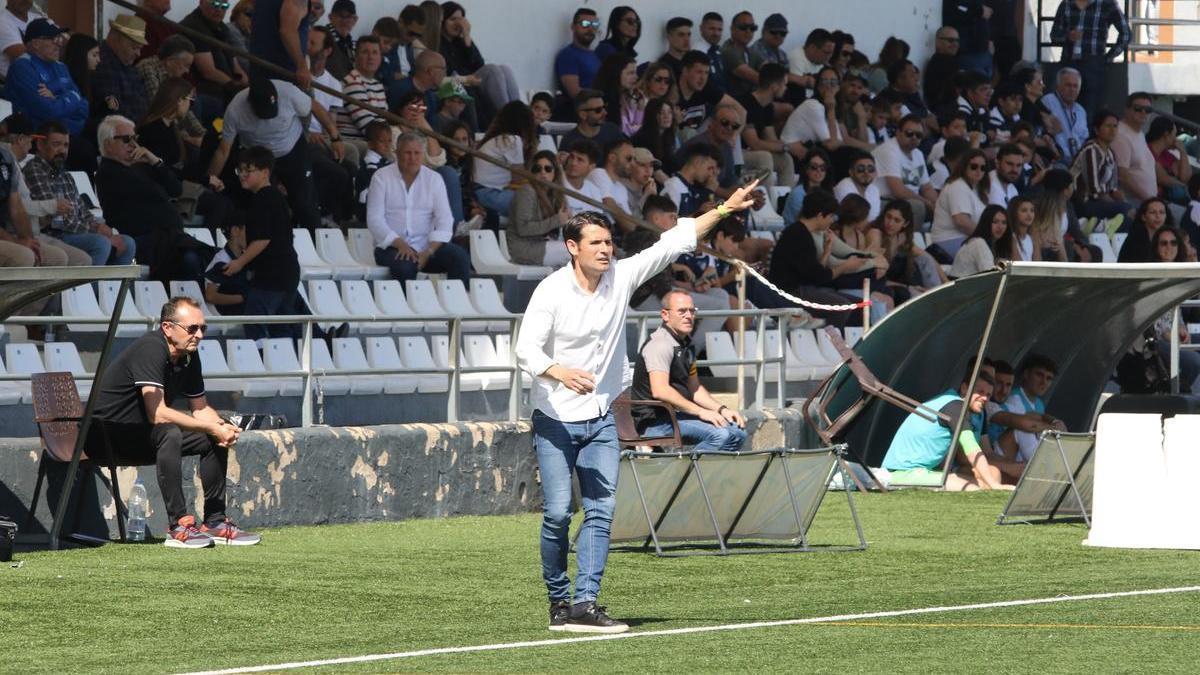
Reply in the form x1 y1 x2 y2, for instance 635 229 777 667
0 306 804 426
1035 0 1200 63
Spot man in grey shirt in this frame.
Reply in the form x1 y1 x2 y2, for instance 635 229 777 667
207 73 344 232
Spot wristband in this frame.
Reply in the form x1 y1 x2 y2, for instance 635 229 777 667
716 202 731 218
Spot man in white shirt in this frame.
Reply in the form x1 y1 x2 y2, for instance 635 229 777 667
786 28 833 96
516 180 758 635
365 132 469 282
873 114 937 225
987 144 1023 207
1111 91 1157 203
833 150 881 221
0 0 44 78
561 138 607 218
587 137 635 234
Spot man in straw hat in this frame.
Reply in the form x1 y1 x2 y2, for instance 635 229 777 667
95 14 150 124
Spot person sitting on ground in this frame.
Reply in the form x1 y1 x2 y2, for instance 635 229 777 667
950 204 1007 278
880 366 1009 490
23 120 135 266
507 149 571 268
997 354 1067 463
88 296 257 548
560 89 626 167
366 131 469 283
985 357 1066 479
560 139 607 219
630 289 748 452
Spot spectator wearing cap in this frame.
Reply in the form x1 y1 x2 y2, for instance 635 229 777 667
247 0 311 87
658 17 693 79
554 8 601 103
23 119 136 266
4 18 89 137
0 0 46 78
559 90 626 168
337 35 388 142
432 79 472 135
135 0 177 62
747 13 805 105
136 35 205 143
209 74 344 234
322 0 356 80
94 14 151 126
179 0 247 109
720 10 758 98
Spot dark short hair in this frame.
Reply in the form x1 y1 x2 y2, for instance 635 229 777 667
158 34 195 60
1090 108 1119 133
567 138 601 165
966 369 996 387
995 82 1023 100
372 17 402 39
838 193 870 224
995 143 1024 162
399 4 425 25
679 141 720 167
681 50 710 70
363 120 392 145
993 360 1015 376
563 211 611 249
886 58 915 86
642 194 677 219
938 109 969 129
1146 115 1176 143
701 11 723 23
805 28 833 48
800 188 838 219
574 88 603 107
239 145 275 173
942 136 972 164
1022 353 1057 376
757 62 787 89
531 91 554 108
36 119 68 138
897 113 924 131
957 69 990 92
1126 91 1153 107
603 136 632 159
311 25 335 52
159 296 201 325
666 17 692 32
706 214 746 243
572 7 597 23
355 34 381 53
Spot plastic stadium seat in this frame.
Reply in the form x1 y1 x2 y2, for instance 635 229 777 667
1090 233 1116 263
225 339 297 397
260 338 309 396
133 281 170 319
315 228 388 280
493 334 529 389
404 280 449 332
307 280 351 332
98 280 149 323
329 337 381 394
434 280 488 332
346 229 379 268
42 342 92 399
790 330 837 380
470 229 551 280
291 229 339 280
537 134 557 153
912 232 929 249
704 332 740 379
68 171 103 217
168 280 228 334
196 341 242 392
369 280 421 333
1113 232 1128 257
359 336 421 394
338 280 390 335
396 336 449 393
764 330 804 381
816 328 846 364
301 338 350 396
62 283 143 337
5 343 44 396
468 278 514 332
844 326 864 346
463 335 511 390
183 227 216 247
430 335 487 391
0 351 28 404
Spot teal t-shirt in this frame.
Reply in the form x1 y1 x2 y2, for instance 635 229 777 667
882 389 984 471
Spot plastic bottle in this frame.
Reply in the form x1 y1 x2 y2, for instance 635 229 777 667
126 478 148 542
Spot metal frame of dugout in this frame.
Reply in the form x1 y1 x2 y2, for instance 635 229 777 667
607 445 867 557
997 431 1095 527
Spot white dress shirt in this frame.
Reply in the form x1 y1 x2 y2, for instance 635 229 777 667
517 219 699 422
366 164 453 252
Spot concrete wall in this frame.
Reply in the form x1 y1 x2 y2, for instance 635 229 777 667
1 407 804 538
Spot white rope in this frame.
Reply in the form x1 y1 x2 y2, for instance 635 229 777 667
732 259 871 312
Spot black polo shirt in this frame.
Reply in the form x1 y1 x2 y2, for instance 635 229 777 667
92 331 206 425
630 325 696 430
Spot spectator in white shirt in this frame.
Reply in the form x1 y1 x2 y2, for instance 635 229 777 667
930 148 989 259
0 0 44 78
780 65 843 154
472 100 536 217
987 144 1024 207
873 114 937 225
560 138 607 218
587 137 636 234
1111 91 1157 203
366 132 469 283
515 181 759 634
833 150 881 221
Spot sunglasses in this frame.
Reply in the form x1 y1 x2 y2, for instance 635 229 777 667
168 320 207 335
209 0 230 8
533 164 555 173
808 163 828 171
719 119 743 131
853 165 876 173
903 130 923 139
769 30 788 37
1132 104 1153 114
577 19 600 29
1160 239 1179 246
968 162 986 171
652 75 672 84
113 134 138 144
734 23 757 31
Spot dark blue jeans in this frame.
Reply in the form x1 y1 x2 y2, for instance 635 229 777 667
532 409 619 605
373 241 471 283
243 286 300 342
642 413 748 452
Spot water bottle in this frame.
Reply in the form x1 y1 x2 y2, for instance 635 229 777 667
126 478 148 542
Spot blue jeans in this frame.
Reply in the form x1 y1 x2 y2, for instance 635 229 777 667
532 409 619 605
373 242 471 283
435 165 465 223
243 287 300 343
58 232 136 266
643 413 748 452
474 185 514 216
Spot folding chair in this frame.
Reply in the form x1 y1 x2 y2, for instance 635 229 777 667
611 388 682 450
25 372 139 544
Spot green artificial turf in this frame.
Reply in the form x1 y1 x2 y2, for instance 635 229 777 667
2 489 1197 674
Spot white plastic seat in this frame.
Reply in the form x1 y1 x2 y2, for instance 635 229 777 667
912 232 928 249
0 351 28 404
291 229 337 280
469 229 550 280
63 283 143 337
430 335 486 391
360 336 421 394
4 343 43 401
42 342 92 399
764 330 805 381
434 280 489 332
704 332 739 379
301 338 350 396
259 338 308 396
225 339 296 397
196 341 242 392
463 335 511 390
493 334 529 389
405 279 449 332
98 280 149 325
183 227 216 247
133 281 170 319
69 171 103 217
844 326 865 346
330 337 387 394
816 328 847 364
1112 232 1128 257
315 228 388 279
338 280 390 334
369 280 421 333
468 278 514 333
168 280 227 334
307 280 351 332
346 229 379 268
1090 233 1116 263
395 336 449 393
537 134 557 153
790 330 837 380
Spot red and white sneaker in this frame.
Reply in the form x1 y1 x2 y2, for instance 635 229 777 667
201 518 261 546
165 515 214 549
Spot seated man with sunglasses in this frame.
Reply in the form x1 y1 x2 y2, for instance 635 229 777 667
89 297 258 548
554 8 601 103
629 289 747 453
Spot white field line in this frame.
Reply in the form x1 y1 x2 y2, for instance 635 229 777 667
179 585 1200 675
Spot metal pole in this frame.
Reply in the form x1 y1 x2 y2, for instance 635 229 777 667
861 278 870 332
736 266 747 411
448 317 461 423
300 319 314 427
754 315 766 410
776 314 786 408
508 317 521 423
1170 305 1181 394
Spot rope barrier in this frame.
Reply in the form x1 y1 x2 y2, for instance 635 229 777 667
732 259 872 312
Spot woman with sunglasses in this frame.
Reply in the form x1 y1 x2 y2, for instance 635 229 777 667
1147 226 1200 391
507 150 571 268
438 2 522 118
929 148 989 260
595 6 640 61
781 148 835 224
593 55 644 137
636 62 674 103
